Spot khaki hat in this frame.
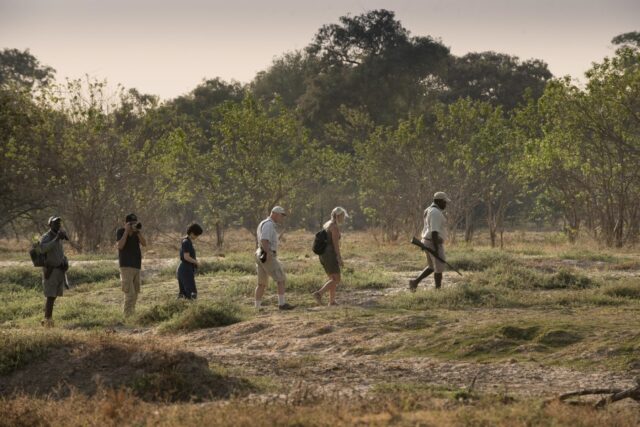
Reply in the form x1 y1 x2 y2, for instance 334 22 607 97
434 191 451 202
271 206 287 216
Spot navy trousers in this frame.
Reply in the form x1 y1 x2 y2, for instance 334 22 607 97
177 263 197 299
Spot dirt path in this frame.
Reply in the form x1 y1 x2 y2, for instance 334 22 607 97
168 314 635 401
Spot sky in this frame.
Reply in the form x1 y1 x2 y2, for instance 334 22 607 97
1 0 638 100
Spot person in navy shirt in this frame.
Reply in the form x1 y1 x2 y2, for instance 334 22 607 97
177 223 203 299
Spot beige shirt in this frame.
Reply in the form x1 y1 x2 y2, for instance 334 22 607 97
421 204 448 242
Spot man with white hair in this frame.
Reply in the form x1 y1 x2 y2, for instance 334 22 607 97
409 191 451 292
255 206 295 310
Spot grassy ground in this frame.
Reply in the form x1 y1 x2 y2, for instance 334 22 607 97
0 229 639 425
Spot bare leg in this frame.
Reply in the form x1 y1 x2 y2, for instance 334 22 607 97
255 282 266 303
44 296 56 319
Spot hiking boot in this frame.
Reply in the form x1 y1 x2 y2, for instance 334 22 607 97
408 279 418 293
278 303 295 311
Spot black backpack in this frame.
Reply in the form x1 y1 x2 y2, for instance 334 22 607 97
312 229 329 255
29 242 46 267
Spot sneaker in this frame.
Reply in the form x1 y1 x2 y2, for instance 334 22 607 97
409 279 418 293
278 303 295 311
328 301 339 306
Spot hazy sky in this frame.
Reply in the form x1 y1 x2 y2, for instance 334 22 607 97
1 0 638 100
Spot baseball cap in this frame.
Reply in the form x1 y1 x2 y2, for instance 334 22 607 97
271 206 287 216
434 191 452 202
125 213 138 222
47 216 61 225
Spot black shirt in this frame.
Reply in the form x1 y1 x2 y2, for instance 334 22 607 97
180 237 196 264
116 228 142 269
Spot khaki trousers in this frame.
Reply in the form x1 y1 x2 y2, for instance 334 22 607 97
120 267 141 317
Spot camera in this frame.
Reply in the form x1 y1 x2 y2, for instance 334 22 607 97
129 221 142 231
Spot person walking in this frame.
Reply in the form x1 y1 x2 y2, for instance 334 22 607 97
313 207 348 306
255 206 294 310
409 192 451 292
39 216 69 327
116 213 146 317
177 223 203 300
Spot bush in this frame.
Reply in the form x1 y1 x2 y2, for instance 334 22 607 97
0 330 69 375
161 302 243 332
604 284 640 299
136 299 190 326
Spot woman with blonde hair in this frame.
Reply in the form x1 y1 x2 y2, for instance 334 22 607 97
313 207 348 306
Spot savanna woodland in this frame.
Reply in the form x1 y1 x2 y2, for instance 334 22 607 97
1 10 640 427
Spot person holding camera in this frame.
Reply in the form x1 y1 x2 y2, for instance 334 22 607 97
116 213 146 317
177 223 203 300
39 216 69 327
255 206 294 310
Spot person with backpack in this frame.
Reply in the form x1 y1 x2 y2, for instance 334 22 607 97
39 216 69 327
177 223 203 300
255 206 294 310
312 207 348 306
116 213 147 317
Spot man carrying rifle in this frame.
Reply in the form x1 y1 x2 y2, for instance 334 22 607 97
409 192 451 292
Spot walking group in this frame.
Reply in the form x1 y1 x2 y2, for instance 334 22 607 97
36 191 452 326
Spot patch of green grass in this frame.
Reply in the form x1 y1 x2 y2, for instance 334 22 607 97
389 284 518 310
56 299 123 329
447 249 515 272
0 263 119 291
160 301 243 332
0 330 71 375
603 282 640 299
559 249 619 263
469 263 596 290
136 299 190 325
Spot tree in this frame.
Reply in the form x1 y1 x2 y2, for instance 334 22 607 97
444 52 552 111
0 48 56 89
355 114 443 241
520 46 640 246
166 95 328 243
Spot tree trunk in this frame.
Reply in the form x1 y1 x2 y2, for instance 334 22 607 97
464 209 474 243
215 221 224 248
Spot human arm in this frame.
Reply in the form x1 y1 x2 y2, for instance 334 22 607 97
117 224 131 251
329 223 343 267
431 231 441 257
137 232 147 247
182 239 198 267
260 239 271 261
40 233 59 253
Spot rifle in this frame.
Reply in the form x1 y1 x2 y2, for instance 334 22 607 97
410 236 463 276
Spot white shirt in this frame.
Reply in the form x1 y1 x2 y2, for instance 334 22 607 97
421 203 448 242
257 218 278 252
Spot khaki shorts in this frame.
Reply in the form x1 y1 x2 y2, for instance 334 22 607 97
43 268 65 297
422 238 447 273
256 253 286 284
120 267 141 294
